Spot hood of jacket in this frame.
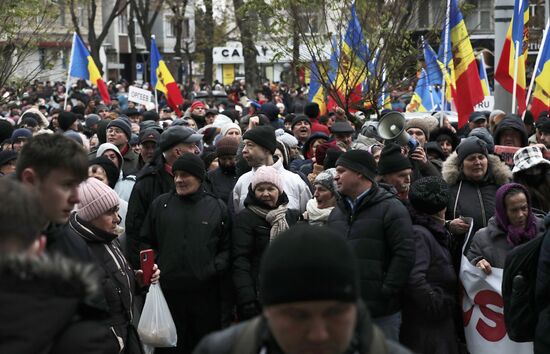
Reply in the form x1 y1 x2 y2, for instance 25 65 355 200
493 116 529 147
18 107 49 129
96 142 124 169
442 152 512 186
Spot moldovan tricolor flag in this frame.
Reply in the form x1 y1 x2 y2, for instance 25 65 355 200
150 36 184 116
69 33 110 104
309 61 327 116
531 22 550 119
446 0 485 128
329 2 368 112
495 0 529 114
478 55 491 96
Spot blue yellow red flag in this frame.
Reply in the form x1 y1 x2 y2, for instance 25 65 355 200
495 0 529 113
309 61 327 116
151 36 184 116
69 33 110 104
444 0 484 128
532 22 550 119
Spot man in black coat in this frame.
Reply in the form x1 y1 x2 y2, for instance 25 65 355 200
327 150 415 342
205 136 239 204
194 225 413 354
139 153 230 354
536 214 550 354
0 178 110 354
125 126 203 267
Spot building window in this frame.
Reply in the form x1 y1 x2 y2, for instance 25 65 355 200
166 17 190 38
416 0 445 29
118 11 128 34
39 48 47 70
464 0 494 33
297 11 320 34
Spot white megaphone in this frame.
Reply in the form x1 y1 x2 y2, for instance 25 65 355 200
377 112 419 151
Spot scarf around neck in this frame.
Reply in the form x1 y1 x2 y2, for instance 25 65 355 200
248 203 289 241
305 198 334 226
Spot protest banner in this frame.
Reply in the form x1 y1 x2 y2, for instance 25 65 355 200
128 85 153 106
493 145 550 167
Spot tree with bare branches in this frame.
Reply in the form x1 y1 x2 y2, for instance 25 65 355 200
68 0 130 72
0 0 59 101
130 0 164 51
244 0 425 120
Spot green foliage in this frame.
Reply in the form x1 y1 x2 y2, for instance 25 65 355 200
0 0 59 97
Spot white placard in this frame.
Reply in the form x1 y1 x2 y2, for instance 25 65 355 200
474 96 495 111
128 85 153 106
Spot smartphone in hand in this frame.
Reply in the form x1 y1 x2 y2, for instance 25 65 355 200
140 249 155 286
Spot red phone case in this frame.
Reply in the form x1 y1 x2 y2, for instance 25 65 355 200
140 249 155 285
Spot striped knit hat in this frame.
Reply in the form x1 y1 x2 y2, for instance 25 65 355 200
77 177 119 222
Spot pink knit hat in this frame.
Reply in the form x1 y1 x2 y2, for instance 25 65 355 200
77 177 119 222
251 166 284 193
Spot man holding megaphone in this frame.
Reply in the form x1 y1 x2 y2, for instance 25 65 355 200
377 112 441 181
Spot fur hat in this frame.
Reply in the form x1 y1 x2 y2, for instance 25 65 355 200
405 117 431 139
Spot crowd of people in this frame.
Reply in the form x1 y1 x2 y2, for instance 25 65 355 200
1 79 550 354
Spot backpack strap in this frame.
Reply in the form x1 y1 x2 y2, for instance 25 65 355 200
230 317 263 354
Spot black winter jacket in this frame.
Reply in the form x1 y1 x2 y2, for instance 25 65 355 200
66 213 144 354
535 215 550 354
193 303 414 354
126 156 174 268
139 189 230 291
442 152 512 264
232 190 299 307
0 254 111 354
327 184 416 318
205 167 238 205
400 210 459 354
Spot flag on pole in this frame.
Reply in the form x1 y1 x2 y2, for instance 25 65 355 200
69 33 110 104
150 36 184 116
309 61 327 116
495 0 529 114
423 39 444 86
478 56 491 96
445 0 485 128
531 23 550 119
330 2 368 112
437 29 457 107
410 69 441 112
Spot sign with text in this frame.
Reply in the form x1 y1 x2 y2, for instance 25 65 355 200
474 96 495 111
128 85 153 106
493 145 550 167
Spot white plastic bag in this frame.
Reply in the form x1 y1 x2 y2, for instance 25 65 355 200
138 283 178 347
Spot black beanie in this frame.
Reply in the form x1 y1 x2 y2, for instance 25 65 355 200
291 114 311 130
0 119 14 143
172 153 205 181
107 118 132 140
304 102 320 119
409 176 450 215
242 125 277 154
58 111 78 131
96 119 110 145
324 148 343 169
456 136 488 164
378 143 412 175
336 149 377 182
260 225 360 305
142 110 160 122
89 156 119 189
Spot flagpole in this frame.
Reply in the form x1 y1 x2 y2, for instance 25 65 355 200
440 0 451 120
512 40 520 114
524 19 550 120
64 32 77 111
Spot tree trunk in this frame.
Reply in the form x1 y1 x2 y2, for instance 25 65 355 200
233 0 259 92
129 3 137 81
291 15 300 87
203 0 214 86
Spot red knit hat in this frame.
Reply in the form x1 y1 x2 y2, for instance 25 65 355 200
191 101 206 111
